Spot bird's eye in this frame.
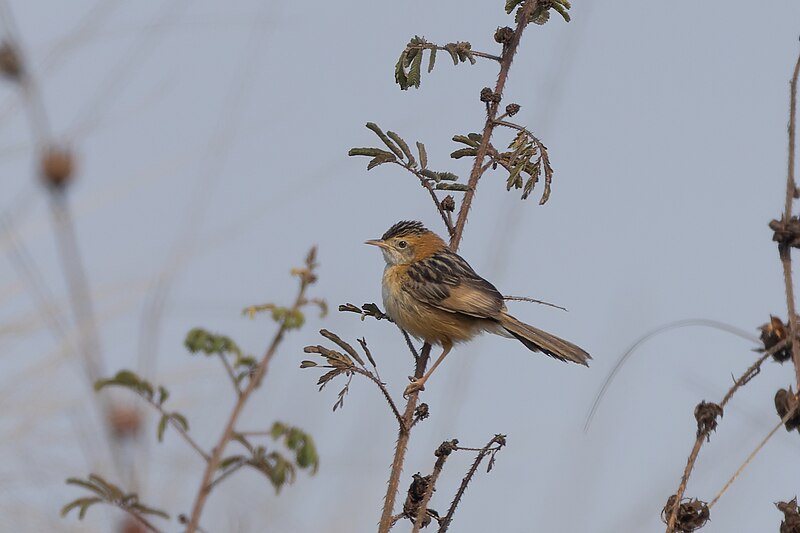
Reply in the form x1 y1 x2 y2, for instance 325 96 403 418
397 240 407 249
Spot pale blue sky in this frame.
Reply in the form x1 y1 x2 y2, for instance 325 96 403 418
2 1 800 532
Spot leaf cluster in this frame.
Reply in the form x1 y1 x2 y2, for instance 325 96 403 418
348 123 467 191
395 36 479 90
62 474 168 522
506 0 571 25
184 328 258 384
499 130 553 203
219 424 319 493
303 329 380 411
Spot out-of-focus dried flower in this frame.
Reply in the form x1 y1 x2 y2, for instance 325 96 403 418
108 406 142 440
0 42 22 79
41 147 75 190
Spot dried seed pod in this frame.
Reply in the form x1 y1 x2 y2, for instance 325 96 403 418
403 473 433 527
505 103 521 116
440 195 455 212
760 316 792 362
40 146 75 190
694 401 723 441
662 495 710 532
776 498 800 533
775 388 800 432
494 26 514 45
770 217 800 248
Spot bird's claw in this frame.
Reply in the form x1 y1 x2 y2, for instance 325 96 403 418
404 378 425 397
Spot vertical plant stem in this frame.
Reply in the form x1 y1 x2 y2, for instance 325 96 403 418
184 269 314 533
378 344 430 533
449 0 541 251
782 49 800 389
378 3 542 530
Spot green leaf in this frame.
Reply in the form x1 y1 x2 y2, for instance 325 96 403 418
395 51 409 89
450 148 478 159
427 47 436 73
157 386 169 406
367 153 396 170
444 43 459 65
157 414 168 442
505 0 524 14
348 147 395 158
365 123 404 158
435 171 459 181
88 474 123 500
387 131 415 167
130 503 169 519
452 134 479 147
416 141 428 169
66 477 105 497
219 455 246 470
435 183 470 191
170 412 189 432
94 370 140 392
407 49 423 88
61 497 102 520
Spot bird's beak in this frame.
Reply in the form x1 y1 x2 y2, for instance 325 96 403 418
364 239 389 250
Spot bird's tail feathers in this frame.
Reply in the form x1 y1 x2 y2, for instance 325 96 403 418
499 313 591 366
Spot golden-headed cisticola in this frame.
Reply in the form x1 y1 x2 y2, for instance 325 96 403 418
365 220 590 395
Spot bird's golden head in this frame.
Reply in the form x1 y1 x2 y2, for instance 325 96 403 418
365 220 446 265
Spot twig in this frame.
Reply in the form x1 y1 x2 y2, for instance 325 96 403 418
407 42 502 63
411 441 458 533
781 47 800 389
392 161 455 237
184 252 316 533
217 352 242 396
438 435 506 533
707 405 798 509
503 294 567 312
350 367 406 430
206 460 246 492
142 396 209 462
378 343 431 533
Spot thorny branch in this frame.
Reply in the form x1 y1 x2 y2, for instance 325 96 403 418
438 434 506 533
449 0 541 251
184 249 318 533
780 49 800 389
378 2 544 530
666 46 800 533
664 339 788 533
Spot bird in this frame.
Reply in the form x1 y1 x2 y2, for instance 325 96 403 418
365 220 590 396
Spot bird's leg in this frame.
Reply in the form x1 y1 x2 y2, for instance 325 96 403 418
404 342 452 397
